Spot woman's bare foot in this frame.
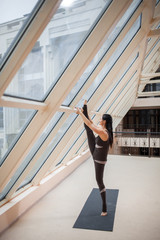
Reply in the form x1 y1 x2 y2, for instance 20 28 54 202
101 212 107 216
84 99 87 105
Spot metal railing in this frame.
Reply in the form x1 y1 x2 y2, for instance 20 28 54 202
110 130 160 157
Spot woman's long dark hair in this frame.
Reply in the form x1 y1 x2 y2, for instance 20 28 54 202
102 114 113 148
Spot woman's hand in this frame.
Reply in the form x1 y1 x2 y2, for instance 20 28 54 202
75 107 83 115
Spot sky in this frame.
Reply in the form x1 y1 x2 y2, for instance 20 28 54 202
0 0 38 24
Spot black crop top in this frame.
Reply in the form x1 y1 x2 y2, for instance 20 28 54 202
92 134 110 162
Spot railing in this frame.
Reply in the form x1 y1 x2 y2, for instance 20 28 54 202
116 124 160 133
110 131 160 157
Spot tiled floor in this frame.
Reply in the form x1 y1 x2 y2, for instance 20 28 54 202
0 155 160 240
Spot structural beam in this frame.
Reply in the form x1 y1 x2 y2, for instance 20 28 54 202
141 72 160 79
140 79 160 84
0 96 46 110
151 16 160 25
132 97 160 109
138 91 160 96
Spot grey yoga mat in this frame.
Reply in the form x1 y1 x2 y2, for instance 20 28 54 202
73 188 119 231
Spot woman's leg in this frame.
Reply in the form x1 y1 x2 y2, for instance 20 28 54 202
94 162 107 213
83 104 95 155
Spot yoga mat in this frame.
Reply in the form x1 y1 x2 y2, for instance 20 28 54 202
73 188 119 232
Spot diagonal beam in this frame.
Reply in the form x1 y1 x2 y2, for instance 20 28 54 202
0 96 46 110
141 72 160 79
132 97 160 109
140 79 160 84
151 16 160 25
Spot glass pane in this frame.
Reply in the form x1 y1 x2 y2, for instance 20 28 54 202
0 108 36 166
62 0 142 106
76 14 141 107
0 0 39 65
57 128 85 165
20 113 77 187
0 111 63 200
5 0 112 101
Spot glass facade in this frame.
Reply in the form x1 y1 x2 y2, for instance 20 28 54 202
4 0 112 101
0 0 159 203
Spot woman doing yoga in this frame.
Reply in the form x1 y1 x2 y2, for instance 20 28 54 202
76 100 113 216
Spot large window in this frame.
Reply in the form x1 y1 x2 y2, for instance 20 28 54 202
0 111 63 200
0 0 40 66
4 0 112 101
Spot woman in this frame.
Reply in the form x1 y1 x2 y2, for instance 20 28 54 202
76 100 113 216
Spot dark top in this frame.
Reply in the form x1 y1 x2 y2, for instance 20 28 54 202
93 133 110 162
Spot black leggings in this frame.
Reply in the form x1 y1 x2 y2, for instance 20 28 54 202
83 105 107 212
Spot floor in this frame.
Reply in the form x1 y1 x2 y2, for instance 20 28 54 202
0 155 160 240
